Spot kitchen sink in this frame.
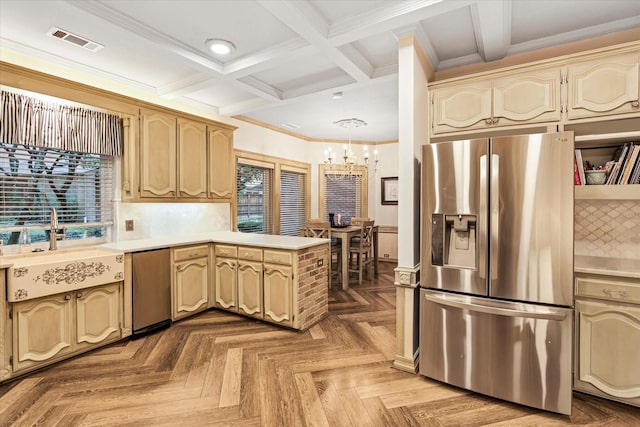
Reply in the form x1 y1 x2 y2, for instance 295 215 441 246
4 247 125 302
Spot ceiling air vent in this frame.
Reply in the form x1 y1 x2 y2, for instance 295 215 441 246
47 27 104 52
281 123 301 130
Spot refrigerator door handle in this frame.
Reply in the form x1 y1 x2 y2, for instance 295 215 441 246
479 155 487 280
490 154 499 281
424 292 568 321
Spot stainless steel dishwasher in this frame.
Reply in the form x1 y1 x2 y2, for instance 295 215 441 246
132 248 171 335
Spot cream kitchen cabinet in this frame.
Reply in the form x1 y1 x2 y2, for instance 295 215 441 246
215 245 238 310
178 118 207 198
136 108 235 201
566 52 640 121
11 282 121 373
213 243 328 330
237 247 263 319
574 274 640 407
140 109 177 198
431 68 561 135
172 245 210 321
208 128 234 199
263 259 293 327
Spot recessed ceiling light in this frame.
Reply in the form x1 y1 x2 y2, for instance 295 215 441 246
332 91 343 99
205 38 236 55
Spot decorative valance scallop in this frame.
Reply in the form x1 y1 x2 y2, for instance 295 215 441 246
0 90 123 156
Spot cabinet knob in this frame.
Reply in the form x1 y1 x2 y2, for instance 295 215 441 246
177 265 184 272
632 100 639 108
64 294 71 300
76 292 83 298
492 117 499 124
485 118 492 125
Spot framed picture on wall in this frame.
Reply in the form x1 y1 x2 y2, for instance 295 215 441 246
381 177 398 205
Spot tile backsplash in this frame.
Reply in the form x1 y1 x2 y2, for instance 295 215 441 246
575 199 640 259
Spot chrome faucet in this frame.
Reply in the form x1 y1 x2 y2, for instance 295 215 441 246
49 207 65 250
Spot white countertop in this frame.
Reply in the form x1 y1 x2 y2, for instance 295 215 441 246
99 231 329 253
575 255 640 279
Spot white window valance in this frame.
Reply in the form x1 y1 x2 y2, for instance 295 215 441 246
0 90 123 156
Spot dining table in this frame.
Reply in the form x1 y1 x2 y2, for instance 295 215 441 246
330 225 379 290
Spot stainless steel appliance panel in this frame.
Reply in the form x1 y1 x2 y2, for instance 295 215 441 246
132 248 171 334
490 132 574 306
422 139 489 295
419 289 573 415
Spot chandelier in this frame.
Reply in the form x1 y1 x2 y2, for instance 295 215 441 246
324 118 378 181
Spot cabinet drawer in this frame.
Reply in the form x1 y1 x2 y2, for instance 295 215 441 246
576 276 640 304
238 246 263 261
215 245 237 258
263 249 293 265
173 245 209 262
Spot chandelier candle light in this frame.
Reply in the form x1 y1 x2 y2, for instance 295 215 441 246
324 118 378 180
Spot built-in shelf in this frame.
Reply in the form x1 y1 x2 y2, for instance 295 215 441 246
575 184 640 200
575 130 640 149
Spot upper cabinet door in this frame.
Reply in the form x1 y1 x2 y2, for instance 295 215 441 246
178 118 207 198
567 52 640 120
493 68 561 125
431 80 492 134
208 128 234 199
140 109 177 198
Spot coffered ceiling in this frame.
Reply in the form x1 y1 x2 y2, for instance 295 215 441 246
1 0 639 142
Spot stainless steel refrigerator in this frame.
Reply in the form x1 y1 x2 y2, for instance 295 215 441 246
420 132 574 415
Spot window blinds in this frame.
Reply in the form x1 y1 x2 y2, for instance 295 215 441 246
280 169 307 236
0 143 113 244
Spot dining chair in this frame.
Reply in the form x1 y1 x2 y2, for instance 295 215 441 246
304 221 341 289
348 217 372 246
347 220 375 285
350 217 370 226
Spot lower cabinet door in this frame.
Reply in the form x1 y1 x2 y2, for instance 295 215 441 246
576 299 640 404
215 257 237 310
13 294 74 372
238 260 263 318
75 283 121 350
173 258 209 320
263 264 293 326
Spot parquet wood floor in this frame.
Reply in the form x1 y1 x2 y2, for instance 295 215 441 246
1 262 639 426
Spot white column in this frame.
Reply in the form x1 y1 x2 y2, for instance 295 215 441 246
393 35 432 373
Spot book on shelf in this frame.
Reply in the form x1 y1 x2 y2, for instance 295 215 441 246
620 144 640 185
631 154 640 184
574 149 585 186
573 152 581 185
606 143 629 185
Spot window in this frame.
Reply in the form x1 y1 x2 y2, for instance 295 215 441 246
236 163 273 234
235 150 310 235
0 143 113 245
280 167 307 236
319 165 367 223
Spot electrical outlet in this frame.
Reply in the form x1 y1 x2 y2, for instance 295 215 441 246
125 220 134 231
317 259 324 267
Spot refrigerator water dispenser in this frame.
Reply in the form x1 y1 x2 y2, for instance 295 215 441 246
431 214 477 269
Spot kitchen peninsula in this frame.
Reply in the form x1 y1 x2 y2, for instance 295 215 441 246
0 232 330 382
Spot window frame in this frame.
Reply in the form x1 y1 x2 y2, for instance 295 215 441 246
234 149 310 235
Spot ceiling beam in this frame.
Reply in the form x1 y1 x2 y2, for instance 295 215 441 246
257 0 372 82
470 0 511 62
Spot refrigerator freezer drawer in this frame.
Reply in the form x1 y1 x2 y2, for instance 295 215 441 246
419 289 573 415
